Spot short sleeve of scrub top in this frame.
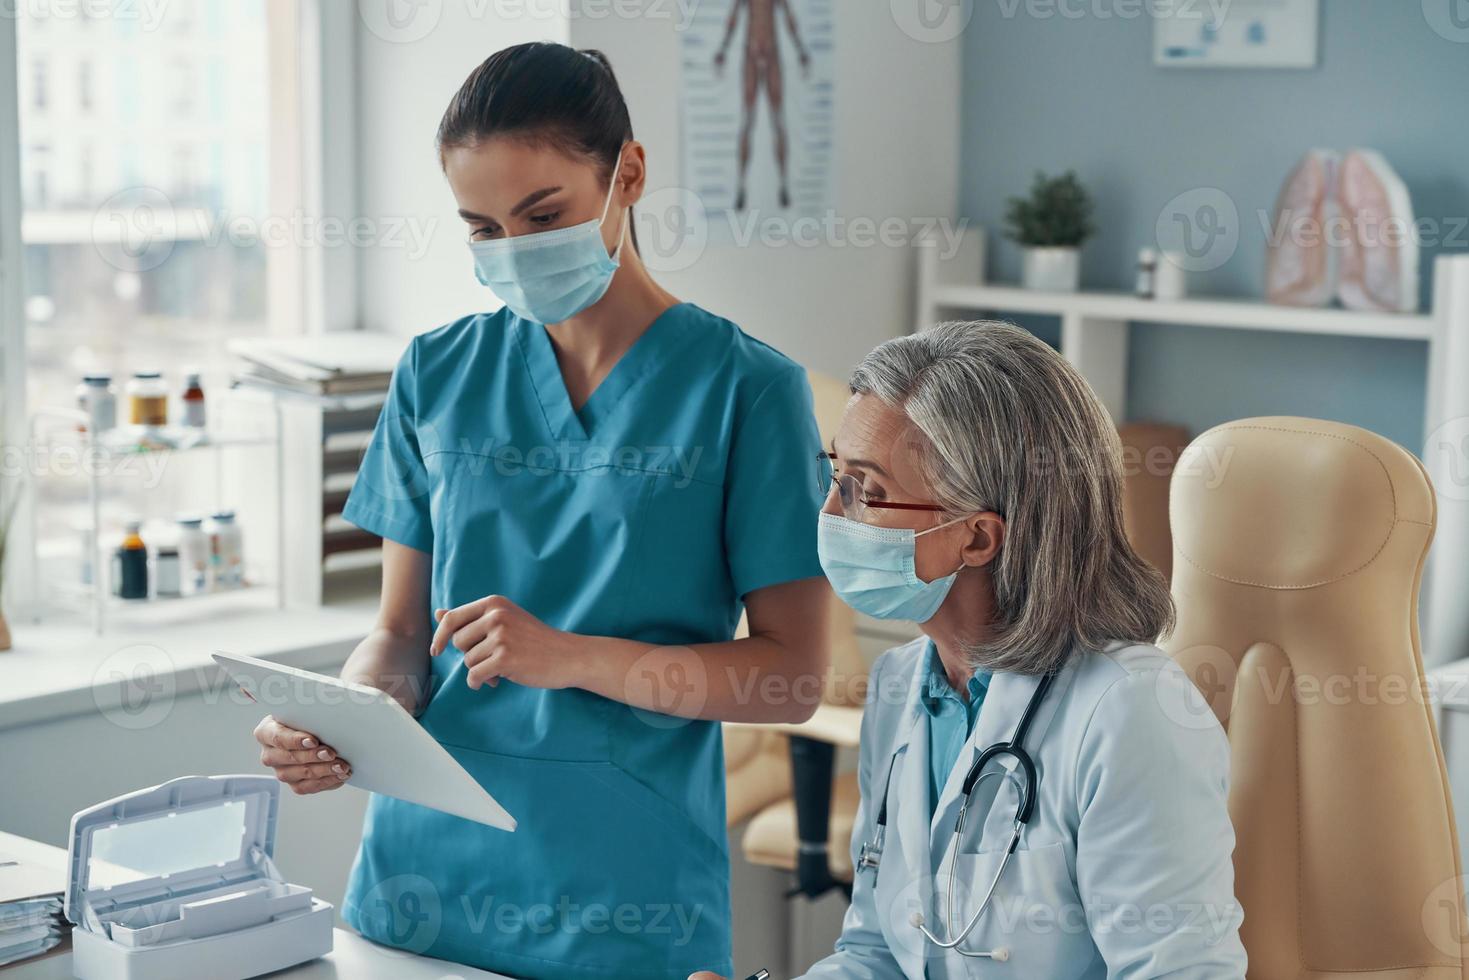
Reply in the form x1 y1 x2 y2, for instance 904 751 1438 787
723 367 828 598
337 303 825 980
342 342 433 554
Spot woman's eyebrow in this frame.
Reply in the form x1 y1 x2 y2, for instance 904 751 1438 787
510 186 562 216
455 186 564 224
830 441 890 478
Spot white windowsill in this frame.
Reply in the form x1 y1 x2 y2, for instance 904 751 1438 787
0 584 380 732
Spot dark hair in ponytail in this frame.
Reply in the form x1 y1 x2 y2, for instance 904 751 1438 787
438 42 632 186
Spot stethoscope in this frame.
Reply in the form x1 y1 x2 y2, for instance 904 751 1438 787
857 671 1056 963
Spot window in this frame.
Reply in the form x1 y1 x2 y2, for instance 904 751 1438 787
17 3 272 410
11 0 296 606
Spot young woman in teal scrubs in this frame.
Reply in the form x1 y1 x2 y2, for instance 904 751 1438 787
251 42 830 980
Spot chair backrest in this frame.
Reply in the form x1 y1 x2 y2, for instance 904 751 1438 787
808 370 867 708
1167 417 1466 978
1118 421 1189 579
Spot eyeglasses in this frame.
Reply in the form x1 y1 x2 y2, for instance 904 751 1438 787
817 452 947 522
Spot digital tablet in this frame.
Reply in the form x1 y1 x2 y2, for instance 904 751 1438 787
212 651 515 832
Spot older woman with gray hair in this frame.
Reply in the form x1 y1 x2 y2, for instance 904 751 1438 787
695 321 1246 980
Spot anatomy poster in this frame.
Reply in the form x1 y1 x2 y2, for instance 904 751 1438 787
681 0 834 228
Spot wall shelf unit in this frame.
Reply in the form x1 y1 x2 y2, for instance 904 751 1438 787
915 227 1469 666
27 403 286 636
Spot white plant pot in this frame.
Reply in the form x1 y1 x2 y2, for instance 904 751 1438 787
1021 246 1081 293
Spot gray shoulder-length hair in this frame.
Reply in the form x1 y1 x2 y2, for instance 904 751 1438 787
850 320 1175 675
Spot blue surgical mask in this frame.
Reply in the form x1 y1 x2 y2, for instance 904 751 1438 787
469 149 627 325
817 512 968 623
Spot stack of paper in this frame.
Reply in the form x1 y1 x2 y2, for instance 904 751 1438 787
0 896 65 965
0 853 68 967
230 333 406 396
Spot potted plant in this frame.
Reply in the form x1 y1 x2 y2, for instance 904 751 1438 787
1004 170 1096 292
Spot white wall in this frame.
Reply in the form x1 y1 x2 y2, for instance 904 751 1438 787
352 2 961 380
354 5 569 336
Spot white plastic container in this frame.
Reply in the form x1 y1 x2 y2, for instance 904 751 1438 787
76 374 118 435
207 510 243 590
176 515 211 596
66 774 333 980
153 545 181 598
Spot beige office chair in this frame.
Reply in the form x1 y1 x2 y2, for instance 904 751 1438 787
1167 417 1468 978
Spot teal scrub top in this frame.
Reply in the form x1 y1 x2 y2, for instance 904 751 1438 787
919 640 990 825
339 303 825 980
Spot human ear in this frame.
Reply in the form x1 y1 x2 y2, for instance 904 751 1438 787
617 141 647 206
959 512 1005 568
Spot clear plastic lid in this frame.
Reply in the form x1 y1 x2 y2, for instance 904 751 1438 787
67 775 282 925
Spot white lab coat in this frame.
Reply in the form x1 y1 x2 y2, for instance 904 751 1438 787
799 638 1248 979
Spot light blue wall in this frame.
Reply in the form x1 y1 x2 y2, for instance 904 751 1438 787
959 3 1469 451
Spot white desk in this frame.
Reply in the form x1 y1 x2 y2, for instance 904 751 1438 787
5 931 512 980
0 833 511 980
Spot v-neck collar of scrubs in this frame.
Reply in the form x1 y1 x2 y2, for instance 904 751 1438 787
920 639 991 818
513 302 692 442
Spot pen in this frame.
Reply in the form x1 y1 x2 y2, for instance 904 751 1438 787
744 971 770 980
